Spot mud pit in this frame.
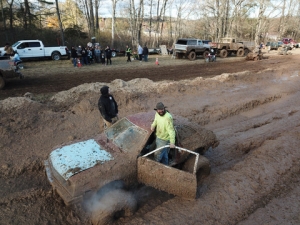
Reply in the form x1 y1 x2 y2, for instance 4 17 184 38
1 50 300 224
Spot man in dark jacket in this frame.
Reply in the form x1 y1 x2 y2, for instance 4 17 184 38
143 45 149 62
71 46 78 67
105 46 112 65
98 85 118 129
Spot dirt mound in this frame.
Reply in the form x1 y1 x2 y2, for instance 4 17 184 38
1 51 300 224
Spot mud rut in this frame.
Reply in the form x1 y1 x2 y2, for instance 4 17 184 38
1 53 300 225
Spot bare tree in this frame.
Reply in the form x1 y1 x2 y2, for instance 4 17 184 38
55 0 65 45
95 0 99 30
89 0 95 36
6 0 15 29
128 0 144 47
1 0 5 30
111 0 117 47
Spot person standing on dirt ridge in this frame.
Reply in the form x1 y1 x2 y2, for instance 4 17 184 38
126 45 132 62
98 85 119 129
105 46 112 65
151 102 176 165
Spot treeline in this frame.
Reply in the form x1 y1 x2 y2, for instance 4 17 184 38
0 0 299 49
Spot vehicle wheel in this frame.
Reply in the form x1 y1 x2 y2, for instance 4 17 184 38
203 50 210 59
188 51 196 61
219 49 228 58
52 52 61 60
244 48 249 56
237 48 245 57
91 189 137 225
111 51 117 57
182 155 211 179
0 76 5 89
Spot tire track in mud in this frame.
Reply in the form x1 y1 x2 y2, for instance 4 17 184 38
237 175 300 225
0 174 88 225
207 99 300 173
124 121 300 225
118 67 300 224
2 55 300 224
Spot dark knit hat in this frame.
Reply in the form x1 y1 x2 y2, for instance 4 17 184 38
100 85 109 95
154 102 166 110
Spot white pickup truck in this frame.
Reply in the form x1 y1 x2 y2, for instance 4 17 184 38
0 40 69 60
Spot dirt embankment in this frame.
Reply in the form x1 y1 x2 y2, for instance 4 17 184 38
1 49 300 225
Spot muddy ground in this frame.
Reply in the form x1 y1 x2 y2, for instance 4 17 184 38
1 49 300 225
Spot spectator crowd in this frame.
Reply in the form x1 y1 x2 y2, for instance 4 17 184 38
70 43 150 67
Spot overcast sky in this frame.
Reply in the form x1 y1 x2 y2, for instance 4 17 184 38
42 0 205 20
98 0 112 18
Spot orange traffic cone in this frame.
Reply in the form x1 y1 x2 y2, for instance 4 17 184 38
155 57 159 65
77 59 82 67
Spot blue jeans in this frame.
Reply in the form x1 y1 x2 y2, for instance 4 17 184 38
210 55 216 62
82 56 88 65
154 138 169 165
144 54 148 62
72 58 77 67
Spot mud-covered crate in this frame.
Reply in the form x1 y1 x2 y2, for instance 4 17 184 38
137 146 208 199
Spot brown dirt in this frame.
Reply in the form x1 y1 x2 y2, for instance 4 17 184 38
1 49 300 225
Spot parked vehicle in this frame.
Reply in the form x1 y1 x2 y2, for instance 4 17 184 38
203 40 212 45
148 47 161 54
44 111 218 224
174 38 211 60
0 40 69 60
265 41 283 50
282 38 297 48
0 59 24 89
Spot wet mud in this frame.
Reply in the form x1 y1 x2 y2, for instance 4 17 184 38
1 50 300 224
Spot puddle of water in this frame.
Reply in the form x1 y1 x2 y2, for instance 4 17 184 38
291 70 299 78
229 85 248 92
272 70 299 83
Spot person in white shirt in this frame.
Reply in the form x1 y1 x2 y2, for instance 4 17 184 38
138 44 143 61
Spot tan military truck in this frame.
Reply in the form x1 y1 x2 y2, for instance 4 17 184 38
211 37 252 58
